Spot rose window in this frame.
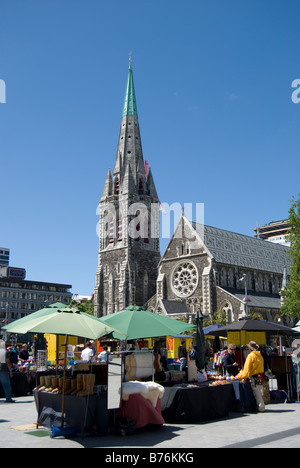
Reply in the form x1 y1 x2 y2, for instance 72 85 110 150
172 262 198 297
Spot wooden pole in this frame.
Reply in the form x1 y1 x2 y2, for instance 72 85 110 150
61 334 68 428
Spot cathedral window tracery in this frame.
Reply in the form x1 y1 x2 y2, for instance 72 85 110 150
171 261 199 298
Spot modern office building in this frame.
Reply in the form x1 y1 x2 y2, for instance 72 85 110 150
0 248 10 267
254 220 291 246
0 248 72 337
0 276 72 335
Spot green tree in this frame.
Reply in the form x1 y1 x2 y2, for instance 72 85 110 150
203 310 227 327
70 299 94 316
281 195 300 319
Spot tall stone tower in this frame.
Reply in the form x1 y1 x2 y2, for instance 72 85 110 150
94 61 161 317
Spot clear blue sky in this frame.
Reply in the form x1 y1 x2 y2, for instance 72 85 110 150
0 0 299 296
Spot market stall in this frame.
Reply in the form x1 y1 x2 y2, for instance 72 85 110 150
2 306 120 436
209 317 298 399
6 305 289 437
99 306 197 430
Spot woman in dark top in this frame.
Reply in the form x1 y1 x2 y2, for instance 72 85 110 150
19 344 29 363
224 344 240 376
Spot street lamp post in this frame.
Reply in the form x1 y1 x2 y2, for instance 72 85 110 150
239 273 249 318
0 303 9 341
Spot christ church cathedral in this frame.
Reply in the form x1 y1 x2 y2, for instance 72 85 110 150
93 62 292 326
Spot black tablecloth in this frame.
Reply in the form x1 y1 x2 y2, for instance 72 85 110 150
161 381 257 423
33 390 109 435
231 380 257 412
161 383 235 423
0 372 35 398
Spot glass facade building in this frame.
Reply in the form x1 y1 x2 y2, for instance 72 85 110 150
0 248 10 267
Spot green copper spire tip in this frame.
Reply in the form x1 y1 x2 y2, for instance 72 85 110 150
122 60 138 117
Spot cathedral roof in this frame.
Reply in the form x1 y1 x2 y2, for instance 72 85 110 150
192 221 291 275
218 286 281 309
160 299 190 315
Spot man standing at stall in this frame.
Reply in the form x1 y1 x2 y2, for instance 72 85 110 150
81 341 95 362
0 340 15 403
236 341 265 412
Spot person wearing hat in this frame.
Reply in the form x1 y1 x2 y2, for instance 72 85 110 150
236 341 265 412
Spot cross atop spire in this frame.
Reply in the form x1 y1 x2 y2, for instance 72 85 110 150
128 51 132 69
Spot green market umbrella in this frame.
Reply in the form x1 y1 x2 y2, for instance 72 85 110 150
100 305 196 341
2 302 68 332
3 306 119 340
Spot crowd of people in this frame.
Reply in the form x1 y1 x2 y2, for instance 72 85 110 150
223 341 266 412
80 340 112 363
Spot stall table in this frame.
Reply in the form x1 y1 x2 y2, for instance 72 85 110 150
33 390 109 435
161 380 257 423
117 393 165 429
161 382 235 423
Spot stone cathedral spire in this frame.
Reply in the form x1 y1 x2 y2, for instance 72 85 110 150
94 61 161 317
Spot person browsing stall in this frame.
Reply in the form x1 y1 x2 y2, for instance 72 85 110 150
236 341 265 412
97 345 111 363
224 344 239 376
0 341 15 403
81 341 95 362
178 340 187 371
19 343 29 364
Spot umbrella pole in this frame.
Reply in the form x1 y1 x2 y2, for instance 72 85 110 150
56 335 59 376
61 334 68 428
297 365 300 402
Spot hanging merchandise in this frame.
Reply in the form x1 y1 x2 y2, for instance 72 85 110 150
214 351 226 377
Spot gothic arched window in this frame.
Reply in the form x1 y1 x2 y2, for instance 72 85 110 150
138 178 144 194
222 302 233 323
117 210 122 242
114 177 120 195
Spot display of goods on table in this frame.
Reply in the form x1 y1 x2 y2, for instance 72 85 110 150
34 373 96 397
